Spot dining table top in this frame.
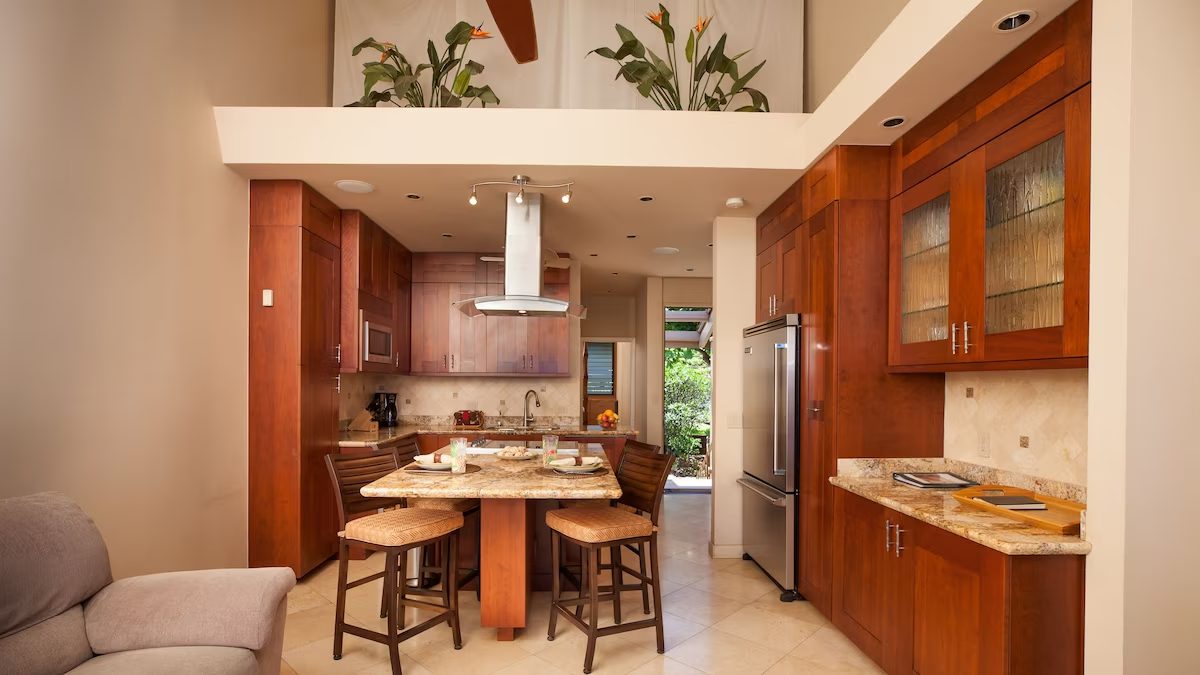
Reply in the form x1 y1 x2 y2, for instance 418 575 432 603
359 440 622 500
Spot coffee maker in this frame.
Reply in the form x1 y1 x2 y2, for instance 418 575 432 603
366 392 398 428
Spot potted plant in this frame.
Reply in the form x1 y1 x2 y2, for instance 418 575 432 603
347 21 500 107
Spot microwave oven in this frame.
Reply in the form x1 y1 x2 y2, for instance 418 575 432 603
362 311 394 366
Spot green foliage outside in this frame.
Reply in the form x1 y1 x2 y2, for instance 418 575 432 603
664 347 711 477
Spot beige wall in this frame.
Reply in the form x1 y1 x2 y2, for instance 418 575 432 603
1088 1 1200 671
804 0 909 111
635 278 665 447
340 373 581 421
0 0 333 578
709 217 757 557
580 293 637 338
943 370 1088 485
662 277 713 307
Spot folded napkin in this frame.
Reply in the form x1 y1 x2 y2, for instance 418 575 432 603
550 456 601 468
415 453 450 464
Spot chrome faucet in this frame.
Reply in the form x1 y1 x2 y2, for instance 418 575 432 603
523 389 541 427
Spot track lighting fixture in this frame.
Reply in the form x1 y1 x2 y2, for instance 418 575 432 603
468 175 575 206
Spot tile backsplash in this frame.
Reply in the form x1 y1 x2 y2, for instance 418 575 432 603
944 369 1088 485
339 373 580 425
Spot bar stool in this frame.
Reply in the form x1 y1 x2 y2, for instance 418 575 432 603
545 446 675 674
325 449 464 675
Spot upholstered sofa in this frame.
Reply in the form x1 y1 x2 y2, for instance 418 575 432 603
0 492 295 674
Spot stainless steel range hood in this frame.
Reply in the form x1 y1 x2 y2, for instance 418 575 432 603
453 192 587 318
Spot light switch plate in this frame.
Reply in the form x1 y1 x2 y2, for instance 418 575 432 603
261 289 274 307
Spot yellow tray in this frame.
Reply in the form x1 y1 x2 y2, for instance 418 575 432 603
953 485 1084 534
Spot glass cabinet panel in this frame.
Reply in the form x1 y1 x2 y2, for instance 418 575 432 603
984 134 1065 334
899 193 951 344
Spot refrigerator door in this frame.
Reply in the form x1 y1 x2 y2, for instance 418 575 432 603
742 321 797 492
739 475 795 591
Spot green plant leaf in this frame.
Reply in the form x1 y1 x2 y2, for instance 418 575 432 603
706 34 727 74
445 21 473 46
352 37 384 56
742 87 769 111
426 40 439 69
589 46 618 59
452 69 471 96
645 48 673 80
614 25 645 58
439 85 462 107
659 4 675 43
694 46 710 80
464 59 485 75
472 84 500 106
730 60 765 94
684 30 695 63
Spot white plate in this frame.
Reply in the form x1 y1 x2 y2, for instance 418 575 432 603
553 464 604 474
498 453 537 461
411 462 452 471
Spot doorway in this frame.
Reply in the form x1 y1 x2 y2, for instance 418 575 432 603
664 307 712 492
582 339 634 430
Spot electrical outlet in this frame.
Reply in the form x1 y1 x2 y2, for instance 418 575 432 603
979 434 991 458
452 392 459 399
404 398 411 404
1019 436 1030 448
540 386 546 393
499 399 505 406
965 387 975 398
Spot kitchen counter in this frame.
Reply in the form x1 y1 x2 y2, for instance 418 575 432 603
831 458 1091 556
338 425 637 448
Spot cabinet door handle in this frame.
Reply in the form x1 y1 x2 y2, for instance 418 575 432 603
394 351 399 367
528 353 534 370
334 374 341 393
951 323 959 355
885 519 893 552
894 526 905 558
451 354 455 369
962 321 973 355
521 355 526 369
443 354 448 369
335 344 342 365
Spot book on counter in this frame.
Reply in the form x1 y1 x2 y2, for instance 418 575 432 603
892 472 976 489
973 495 1048 510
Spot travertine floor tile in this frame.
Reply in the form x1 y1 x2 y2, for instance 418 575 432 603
626 655 706 674
787 627 883 673
711 605 823 652
667 627 788 675
658 586 745 626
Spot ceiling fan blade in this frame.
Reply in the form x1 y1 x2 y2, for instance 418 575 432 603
485 0 538 64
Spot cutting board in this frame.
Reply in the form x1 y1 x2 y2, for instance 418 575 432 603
953 485 1084 535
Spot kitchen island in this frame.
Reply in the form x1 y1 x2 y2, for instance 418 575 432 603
360 440 621 641
339 423 638 467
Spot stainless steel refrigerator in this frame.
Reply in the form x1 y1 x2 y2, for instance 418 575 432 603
739 314 801 601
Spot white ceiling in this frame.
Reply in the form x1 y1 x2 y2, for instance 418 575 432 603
232 163 800 294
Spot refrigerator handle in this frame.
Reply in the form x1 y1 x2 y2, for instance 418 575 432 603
773 342 787 475
737 478 787 507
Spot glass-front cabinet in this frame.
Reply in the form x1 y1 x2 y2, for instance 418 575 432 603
888 87 1090 369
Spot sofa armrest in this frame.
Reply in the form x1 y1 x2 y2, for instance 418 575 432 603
83 567 295 654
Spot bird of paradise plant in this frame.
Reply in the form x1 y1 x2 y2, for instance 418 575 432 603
347 21 500 107
589 4 769 111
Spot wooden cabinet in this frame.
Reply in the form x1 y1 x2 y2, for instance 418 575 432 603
410 253 573 376
756 207 803 322
832 489 1084 674
887 2 1091 371
340 210 412 374
249 180 342 576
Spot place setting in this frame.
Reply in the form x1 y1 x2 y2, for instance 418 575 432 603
403 438 481 474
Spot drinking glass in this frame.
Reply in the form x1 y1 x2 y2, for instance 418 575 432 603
542 434 559 466
449 437 468 473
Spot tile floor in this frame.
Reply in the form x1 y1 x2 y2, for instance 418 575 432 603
282 494 883 674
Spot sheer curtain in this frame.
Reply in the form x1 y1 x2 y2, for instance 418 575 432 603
333 0 803 111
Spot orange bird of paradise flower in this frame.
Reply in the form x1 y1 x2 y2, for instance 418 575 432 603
695 16 711 34
470 25 492 40
647 9 664 25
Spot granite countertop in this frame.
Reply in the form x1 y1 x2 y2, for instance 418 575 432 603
338 424 637 448
831 458 1091 556
359 444 622 500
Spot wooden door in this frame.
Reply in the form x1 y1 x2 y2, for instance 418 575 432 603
776 228 802 316
410 283 450 373
799 206 833 614
756 245 779 321
484 282 529 373
584 341 618 421
891 517 1007 675
536 283 570 374
298 229 341 574
393 273 411 373
964 90 1090 363
832 489 892 668
449 282 486 373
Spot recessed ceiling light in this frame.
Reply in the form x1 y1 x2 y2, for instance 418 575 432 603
639 195 654 202
725 197 745 209
611 272 619 275
881 116 906 128
653 247 680 255
334 179 374 194
686 268 695 272
589 253 599 257
626 234 638 239
707 243 713 247
405 193 422 200
441 233 454 238
993 10 1036 32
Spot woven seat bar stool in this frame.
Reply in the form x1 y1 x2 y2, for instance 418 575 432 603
557 439 665 620
545 445 675 674
325 448 464 675
393 438 482 597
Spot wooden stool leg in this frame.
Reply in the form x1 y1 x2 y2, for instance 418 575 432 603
383 551 402 673
333 539 349 660
548 530 561 641
584 545 600 674
448 532 462 649
574 542 587 621
398 547 408 630
610 544 623 625
637 542 650 614
649 534 665 654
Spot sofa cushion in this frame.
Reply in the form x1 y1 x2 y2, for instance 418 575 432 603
0 604 93 675
0 492 112 638
67 646 257 675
